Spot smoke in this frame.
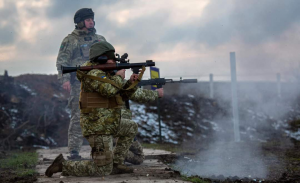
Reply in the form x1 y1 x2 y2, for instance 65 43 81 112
177 142 268 178
174 73 300 179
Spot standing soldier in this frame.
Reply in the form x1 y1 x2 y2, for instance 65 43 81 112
56 8 106 159
46 41 163 177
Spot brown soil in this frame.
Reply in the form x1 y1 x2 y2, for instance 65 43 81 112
0 169 37 183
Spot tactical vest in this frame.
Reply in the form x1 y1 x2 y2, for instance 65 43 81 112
79 92 125 113
69 32 101 61
77 66 146 113
69 33 102 84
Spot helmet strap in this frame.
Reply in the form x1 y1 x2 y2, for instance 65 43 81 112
76 21 85 29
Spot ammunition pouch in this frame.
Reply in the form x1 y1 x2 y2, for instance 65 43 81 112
88 135 113 166
79 92 124 113
91 148 113 166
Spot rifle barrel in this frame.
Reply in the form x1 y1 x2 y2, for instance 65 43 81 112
138 78 198 87
178 79 198 83
166 79 198 83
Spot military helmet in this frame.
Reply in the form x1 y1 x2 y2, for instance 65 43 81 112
90 41 115 61
74 8 94 23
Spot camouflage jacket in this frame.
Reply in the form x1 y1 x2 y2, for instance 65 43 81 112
56 28 106 85
77 61 159 137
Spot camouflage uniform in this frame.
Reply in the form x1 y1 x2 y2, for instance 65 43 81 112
125 140 145 165
61 61 158 176
56 28 106 154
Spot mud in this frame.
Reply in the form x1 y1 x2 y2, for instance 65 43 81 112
0 170 37 183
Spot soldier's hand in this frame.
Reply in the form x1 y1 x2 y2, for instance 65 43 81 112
116 69 126 79
156 88 164 98
62 81 71 92
130 74 139 82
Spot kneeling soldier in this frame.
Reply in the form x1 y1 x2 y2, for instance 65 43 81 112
46 41 163 177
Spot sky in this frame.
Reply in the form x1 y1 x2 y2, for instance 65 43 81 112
0 0 300 81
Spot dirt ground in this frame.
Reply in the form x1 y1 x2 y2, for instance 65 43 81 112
0 150 38 183
2 140 300 183
36 146 189 183
161 141 300 183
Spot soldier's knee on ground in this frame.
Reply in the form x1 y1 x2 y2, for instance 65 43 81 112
125 150 144 165
130 140 143 151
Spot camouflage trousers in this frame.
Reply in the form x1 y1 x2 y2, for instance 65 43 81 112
62 118 137 176
67 83 83 154
125 140 145 165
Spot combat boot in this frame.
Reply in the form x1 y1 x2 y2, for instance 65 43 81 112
45 154 65 177
67 150 82 160
111 163 134 174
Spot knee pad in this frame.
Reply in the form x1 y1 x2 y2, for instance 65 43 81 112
88 135 113 166
91 150 113 166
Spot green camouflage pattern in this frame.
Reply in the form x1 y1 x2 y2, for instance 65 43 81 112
113 118 138 164
78 61 125 137
61 61 158 176
62 160 112 176
56 28 106 84
56 28 106 154
62 135 113 176
77 61 159 137
125 140 144 165
67 82 83 153
62 118 139 176
128 87 159 103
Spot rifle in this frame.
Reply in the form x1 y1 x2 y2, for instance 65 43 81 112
61 53 154 74
138 78 198 88
61 53 155 110
125 78 197 110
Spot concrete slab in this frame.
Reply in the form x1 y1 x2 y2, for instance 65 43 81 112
36 146 189 183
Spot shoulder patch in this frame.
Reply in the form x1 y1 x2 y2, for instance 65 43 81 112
60 42 66 51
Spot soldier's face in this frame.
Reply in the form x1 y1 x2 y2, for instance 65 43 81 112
107 59 116 74
84 18 94 29
107 59 116 64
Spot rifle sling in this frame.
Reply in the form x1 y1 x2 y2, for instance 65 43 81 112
124 66 146 90
77 70 122 89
